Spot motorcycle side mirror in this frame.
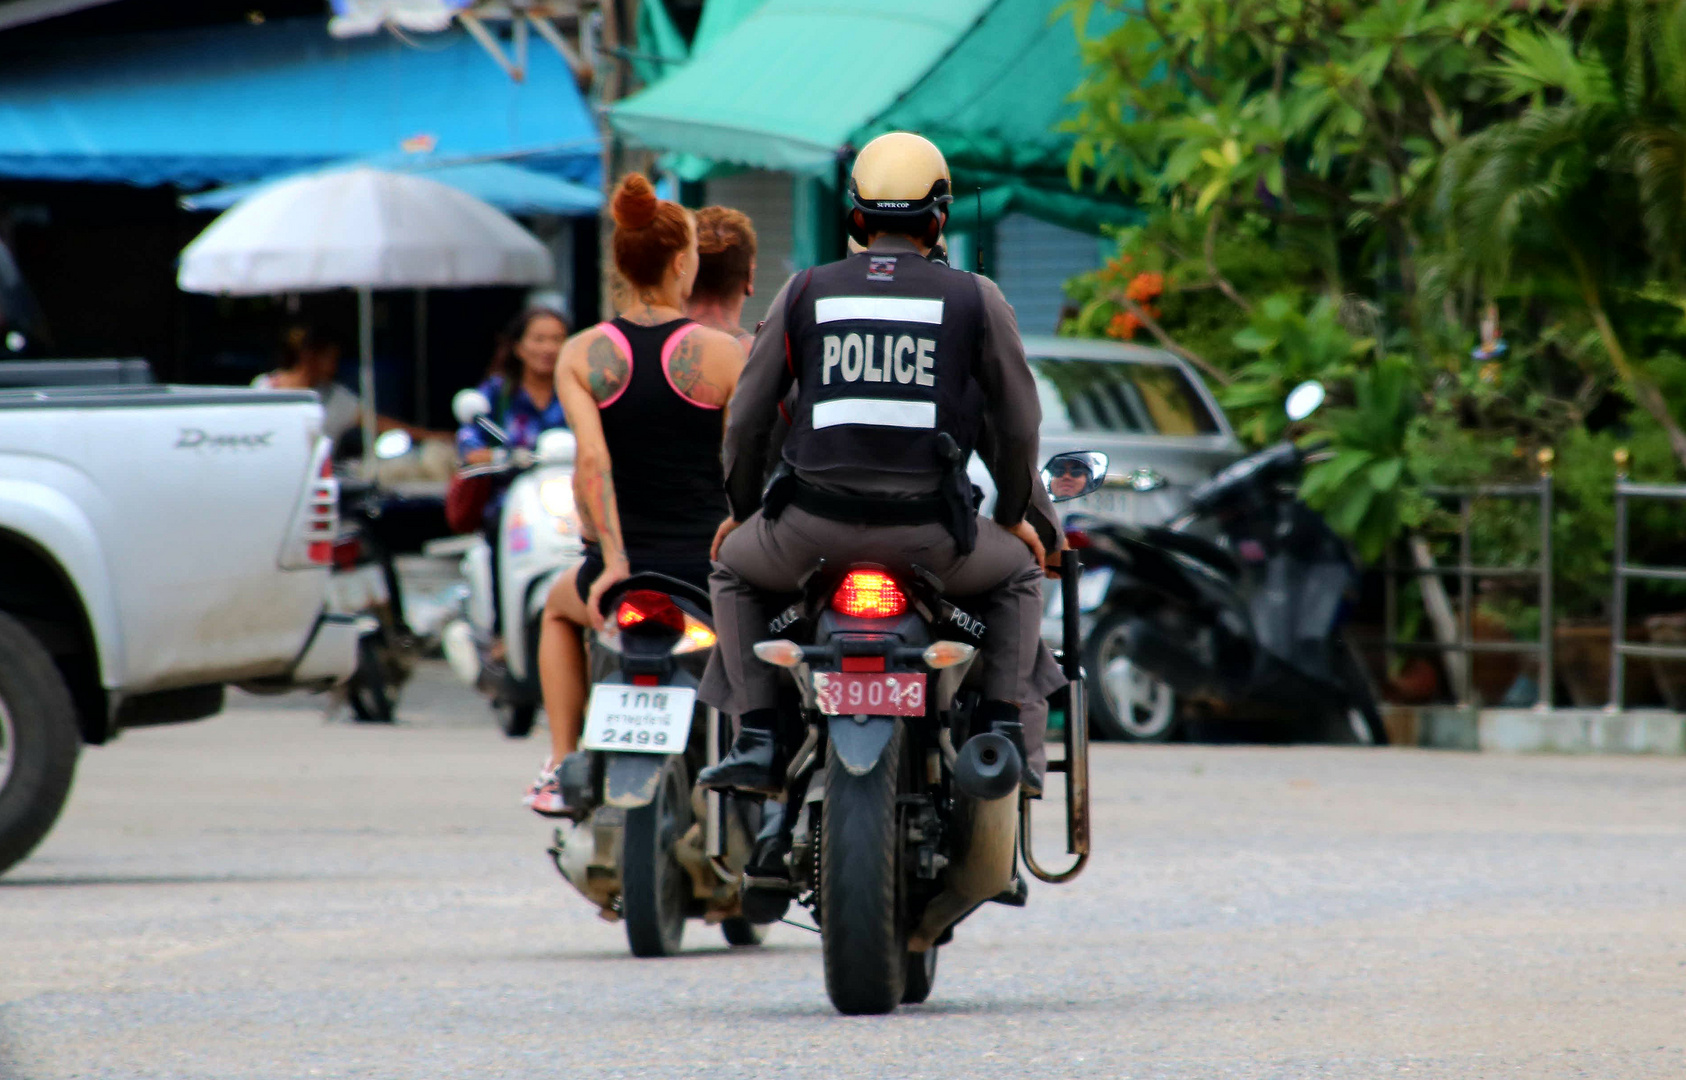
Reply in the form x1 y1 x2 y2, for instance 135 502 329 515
1041 451 1110 503
452 388 493 425
373 429 413 460
1285 380 1326 422
535 428 577 464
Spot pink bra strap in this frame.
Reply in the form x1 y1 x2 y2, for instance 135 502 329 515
660 322 719 410
594 321 634 409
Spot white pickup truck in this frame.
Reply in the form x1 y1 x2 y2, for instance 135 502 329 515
0 375 360 874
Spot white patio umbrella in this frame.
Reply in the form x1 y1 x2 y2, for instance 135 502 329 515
178 166 553 469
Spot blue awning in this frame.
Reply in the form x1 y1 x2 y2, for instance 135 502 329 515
0 16 600 188
181 157 603 217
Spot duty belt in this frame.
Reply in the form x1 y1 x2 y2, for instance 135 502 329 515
785 480 948 526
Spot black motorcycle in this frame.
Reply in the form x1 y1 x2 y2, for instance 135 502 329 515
1069 383 1387 745
738 452 1107 1015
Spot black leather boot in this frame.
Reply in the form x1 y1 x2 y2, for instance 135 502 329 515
697 709 782 795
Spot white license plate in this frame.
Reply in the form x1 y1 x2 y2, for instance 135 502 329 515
580 684 696 754
1073 488 1133 518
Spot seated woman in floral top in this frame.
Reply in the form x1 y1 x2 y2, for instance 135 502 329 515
456 307 570 466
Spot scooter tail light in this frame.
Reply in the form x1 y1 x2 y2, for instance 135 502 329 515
1064 528 1093 549
614 589 686 634
672 617 717 655
832 570 907 619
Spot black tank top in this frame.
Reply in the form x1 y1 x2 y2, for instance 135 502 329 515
596 317 728 559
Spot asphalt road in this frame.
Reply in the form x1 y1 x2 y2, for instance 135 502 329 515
4 665 1684 1080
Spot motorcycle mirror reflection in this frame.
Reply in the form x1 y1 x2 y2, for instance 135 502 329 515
452 388 493 426
372 429 413 460
1041 451 1110 503
1285 380 1326 422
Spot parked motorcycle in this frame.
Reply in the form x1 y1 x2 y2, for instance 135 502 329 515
438 389 582 737
1069 382 1388 745
547 574 772 956
326 429 451 723
734 452 1107 1015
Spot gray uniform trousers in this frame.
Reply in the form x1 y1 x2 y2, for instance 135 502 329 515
697 505 1067 772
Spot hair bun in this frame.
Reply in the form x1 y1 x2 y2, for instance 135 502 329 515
611 173 659 230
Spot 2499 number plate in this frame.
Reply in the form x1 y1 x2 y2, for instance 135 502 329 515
813 672 927 716
579 685 696 753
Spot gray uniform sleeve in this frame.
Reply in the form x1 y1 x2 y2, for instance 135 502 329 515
723 276 798 521
973 275 1057 548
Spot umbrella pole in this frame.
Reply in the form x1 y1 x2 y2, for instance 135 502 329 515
359 286 377 477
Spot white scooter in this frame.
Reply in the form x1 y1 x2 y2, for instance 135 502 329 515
438 389 582 737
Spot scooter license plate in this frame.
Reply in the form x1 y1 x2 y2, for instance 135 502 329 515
813 672 927 717
580 685 696 754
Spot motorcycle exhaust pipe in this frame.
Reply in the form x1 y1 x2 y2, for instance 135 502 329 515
908 785 1018 953
951 731 1021 801
1120 617 1212 697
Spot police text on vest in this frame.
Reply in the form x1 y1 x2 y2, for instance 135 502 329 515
821 333 937 386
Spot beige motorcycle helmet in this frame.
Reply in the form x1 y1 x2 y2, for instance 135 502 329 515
847 131 954 247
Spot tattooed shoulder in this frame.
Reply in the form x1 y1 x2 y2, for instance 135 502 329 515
666 331 725 405
585 332 629 402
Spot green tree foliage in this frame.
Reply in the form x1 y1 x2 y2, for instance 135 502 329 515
1060 0 1686 613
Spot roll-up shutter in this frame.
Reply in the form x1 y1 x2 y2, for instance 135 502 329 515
989 213 1105 336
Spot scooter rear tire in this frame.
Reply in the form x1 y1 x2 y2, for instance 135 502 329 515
622 756 692 957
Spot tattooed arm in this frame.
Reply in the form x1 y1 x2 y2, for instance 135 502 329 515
557 329 631 627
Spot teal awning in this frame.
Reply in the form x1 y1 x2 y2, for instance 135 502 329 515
610 0 1135 234
610 0 995 175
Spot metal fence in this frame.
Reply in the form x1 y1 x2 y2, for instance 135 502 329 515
1381 471 1554 709
1608 457 1686 709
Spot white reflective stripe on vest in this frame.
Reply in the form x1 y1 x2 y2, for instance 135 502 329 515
812 397 937 430
814 296 945 325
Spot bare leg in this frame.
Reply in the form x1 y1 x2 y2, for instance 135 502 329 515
538 563 593 766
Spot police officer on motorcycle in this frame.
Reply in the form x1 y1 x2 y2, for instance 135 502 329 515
698 132 1063 798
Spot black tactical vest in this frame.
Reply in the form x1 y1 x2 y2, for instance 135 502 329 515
782 250 985 482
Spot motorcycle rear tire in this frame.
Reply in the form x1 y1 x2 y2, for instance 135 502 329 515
500 703 537 739
622 756 692 958
901 947 939 1004
819 724 907 1015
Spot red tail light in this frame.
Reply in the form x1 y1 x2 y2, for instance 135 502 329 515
615 590 686 634
1064 527 1092 549
833 570 907 619
301 444 337 566
331 535 362 570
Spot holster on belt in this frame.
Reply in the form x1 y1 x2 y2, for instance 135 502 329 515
761 462 798 520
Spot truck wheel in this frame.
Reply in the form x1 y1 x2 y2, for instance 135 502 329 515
819 724 907 1015
1086 611 1179 742
0 611 81 876
500 703 537 739
622 756 692 957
